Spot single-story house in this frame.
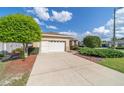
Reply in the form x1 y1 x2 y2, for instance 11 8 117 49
0 42 23 54
33 32 79 53
108 39 124 47
0 32 79 54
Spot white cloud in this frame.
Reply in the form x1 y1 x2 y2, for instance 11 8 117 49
26 9 34 14
46 25 58 30
33 7 50 21
51 10 72 22
34 17 41 25
26 7 73 23
33 17 58 30
93 26 110 35
84 31 93 36
34 17 58 30
83 26 112 41
34 17 45 26
106 19 113 27
116 8 124 17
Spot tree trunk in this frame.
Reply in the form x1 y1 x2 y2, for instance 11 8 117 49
25 43 28 57
23 43 25 58
23 43 28 58
3 42 7 56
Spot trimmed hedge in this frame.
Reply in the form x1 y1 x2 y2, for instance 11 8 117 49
116 46 124 49
12 48 23 54
12 48 24 59
79 47 124 58
28 47 39 55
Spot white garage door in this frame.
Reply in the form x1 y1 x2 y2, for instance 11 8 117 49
41 41 65 53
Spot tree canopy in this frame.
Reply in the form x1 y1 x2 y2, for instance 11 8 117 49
83 36 101 48
0 14 42 43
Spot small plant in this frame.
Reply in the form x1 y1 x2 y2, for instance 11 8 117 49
12 48 24 59
70 46 79 50
0 54 4 57
12 48 23 54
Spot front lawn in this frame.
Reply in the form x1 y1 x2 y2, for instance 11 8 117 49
98 58 124 73
78 47 124 73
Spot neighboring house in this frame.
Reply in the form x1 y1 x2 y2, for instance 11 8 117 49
108 39 124 47
33 32 79 53
0 42 23 54
0 42 33 54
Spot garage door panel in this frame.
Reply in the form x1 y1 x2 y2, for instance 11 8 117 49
41 41 65 53
41 41 49 53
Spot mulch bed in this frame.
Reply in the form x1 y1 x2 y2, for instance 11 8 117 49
75 53 103 62
4 55 37 75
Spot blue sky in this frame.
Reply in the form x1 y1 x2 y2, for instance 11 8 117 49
0 7 124 41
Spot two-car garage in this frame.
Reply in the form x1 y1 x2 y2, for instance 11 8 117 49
41 41 65 53
33 32 75 53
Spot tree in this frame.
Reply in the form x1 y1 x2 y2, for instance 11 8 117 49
83 36 101 48
0 14 42 57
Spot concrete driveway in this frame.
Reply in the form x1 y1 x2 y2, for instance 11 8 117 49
27 52 124 86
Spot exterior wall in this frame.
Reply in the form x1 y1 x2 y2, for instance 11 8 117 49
33 42 40 47
71 41 75 46
70 40 79 46
33 37 71 52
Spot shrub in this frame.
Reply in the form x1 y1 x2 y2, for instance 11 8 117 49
70 46 79 50
20 51 25 59
0 54 4 57
28 47 39 55
116 46 124 49
83 36 101 48
12 48 24 59
79 47 124 58
12 48 23 54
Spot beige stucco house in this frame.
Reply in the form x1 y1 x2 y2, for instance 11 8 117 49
33 32 78 53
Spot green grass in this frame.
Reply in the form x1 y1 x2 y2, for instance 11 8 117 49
98 58 124 73
117 49 124 52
